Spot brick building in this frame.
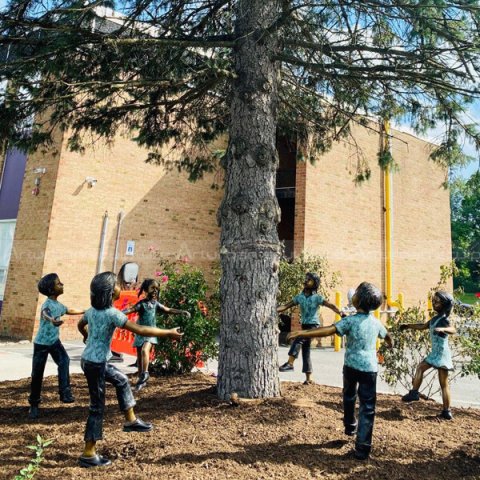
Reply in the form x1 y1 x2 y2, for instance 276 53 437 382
0 122 452 340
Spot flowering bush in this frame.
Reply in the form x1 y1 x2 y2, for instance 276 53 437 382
152 259 220 375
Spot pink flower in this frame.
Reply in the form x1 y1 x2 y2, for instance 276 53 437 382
161 275 169 283
155 271 162 277
180 255 190 263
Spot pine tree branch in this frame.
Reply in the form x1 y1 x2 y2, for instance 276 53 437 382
275 53 479 96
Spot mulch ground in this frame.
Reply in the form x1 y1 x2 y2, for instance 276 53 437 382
1 372 479 479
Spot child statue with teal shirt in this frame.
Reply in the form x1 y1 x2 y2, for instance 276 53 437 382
122 278 191 391
278 272 345 384
28 273 85 419
400 290 456 420
287 281 393 460
77 272 183 468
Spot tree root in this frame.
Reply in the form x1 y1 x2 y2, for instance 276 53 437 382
229 392 284 406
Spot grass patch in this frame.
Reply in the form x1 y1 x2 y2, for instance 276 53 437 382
459 292 479 304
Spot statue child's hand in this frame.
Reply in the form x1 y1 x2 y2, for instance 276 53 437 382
170 327 184 341
286 332 298 342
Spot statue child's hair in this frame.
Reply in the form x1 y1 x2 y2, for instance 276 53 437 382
433 290 454 317
90 272 117 310
138 278 159 298
354 282 383 312
304 272 320 294
38 273 59 297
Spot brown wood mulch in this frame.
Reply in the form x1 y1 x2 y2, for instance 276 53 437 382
1 372 479 479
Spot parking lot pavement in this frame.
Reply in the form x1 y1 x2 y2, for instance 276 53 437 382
1 342 478 408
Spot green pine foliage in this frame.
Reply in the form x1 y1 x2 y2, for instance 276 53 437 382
0 1 479 179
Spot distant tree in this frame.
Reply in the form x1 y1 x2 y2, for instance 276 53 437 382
1 0 480 398
451 171 480 292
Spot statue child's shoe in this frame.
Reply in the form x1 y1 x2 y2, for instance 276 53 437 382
440 409 453 420
135 372 150 391
353 449 369 460
60 391 75 403
401 389 420 402
123 417 153 432
279 362 294 372
28 406 39 420
79 455 112 468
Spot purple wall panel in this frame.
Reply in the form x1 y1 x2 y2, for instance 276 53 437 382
0 149 27 220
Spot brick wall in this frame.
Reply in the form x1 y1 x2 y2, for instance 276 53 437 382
0 126 65 338
1 123 452 341
1 132 224 340
300 123 451 332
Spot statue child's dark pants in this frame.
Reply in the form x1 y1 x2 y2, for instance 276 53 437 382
288 324 318 373
81 359 136 441
343 365 377 455
29 340 71 406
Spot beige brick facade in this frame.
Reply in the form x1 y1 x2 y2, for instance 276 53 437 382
1 133 224 339
0 123 452 340
297 124 452 329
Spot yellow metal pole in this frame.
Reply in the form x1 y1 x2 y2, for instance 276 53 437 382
383 121 404 313
384 119 395 310
374 309 381 350
334 291 342 352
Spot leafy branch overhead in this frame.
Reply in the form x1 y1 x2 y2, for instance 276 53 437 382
1 0 479 178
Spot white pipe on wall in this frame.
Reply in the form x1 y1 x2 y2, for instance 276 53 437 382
112 211 124 273
96 211 109 274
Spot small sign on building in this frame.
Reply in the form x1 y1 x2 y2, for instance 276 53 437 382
126 240 135 256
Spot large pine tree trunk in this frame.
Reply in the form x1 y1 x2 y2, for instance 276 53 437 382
217 0 282 399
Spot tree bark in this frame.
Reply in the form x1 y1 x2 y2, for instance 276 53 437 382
217 0 282 399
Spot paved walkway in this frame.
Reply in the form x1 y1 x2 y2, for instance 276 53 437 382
1 341 478 408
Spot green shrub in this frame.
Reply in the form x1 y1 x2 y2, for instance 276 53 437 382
380 302 479 397
152 260 220 375
456 304 480 379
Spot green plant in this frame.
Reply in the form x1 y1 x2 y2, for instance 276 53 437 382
15 435 53 480
152 260 220 375
277 253 341 306
380 301 479 397
380 306 436 396
456 304 480 379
